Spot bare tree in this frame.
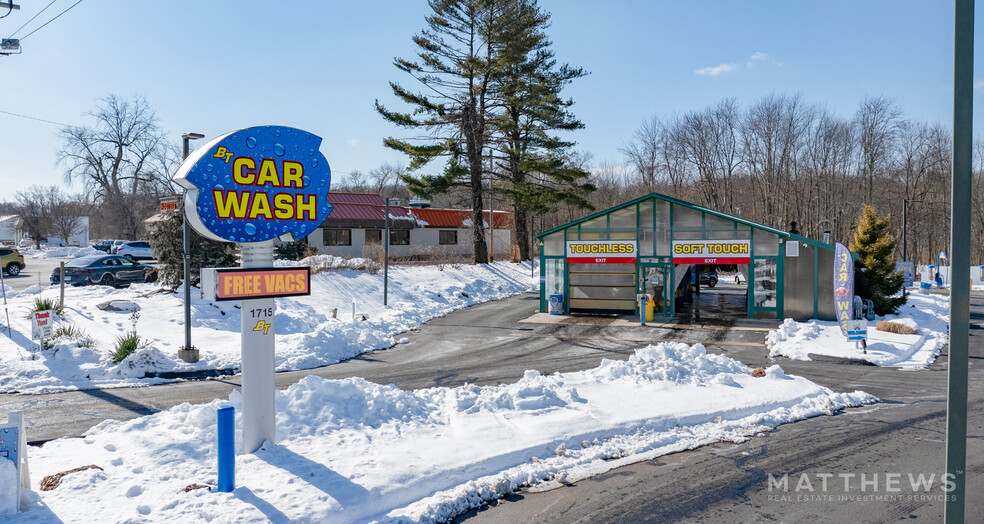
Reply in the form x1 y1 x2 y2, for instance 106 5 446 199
13 186 60 248
58 94 175 239
856 97 903 204
743 93 810 228
50 193 91 246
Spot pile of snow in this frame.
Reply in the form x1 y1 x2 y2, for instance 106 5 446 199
30 246 101 259
18 342 876 523
766 293 948 368
275 254 379 272
0 262 536 393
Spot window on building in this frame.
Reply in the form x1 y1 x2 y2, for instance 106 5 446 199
365 229 382 244
439 230 457 245
390 230 410 245
323 229 351 246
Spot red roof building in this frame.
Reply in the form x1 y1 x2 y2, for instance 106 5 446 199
311 193 513 260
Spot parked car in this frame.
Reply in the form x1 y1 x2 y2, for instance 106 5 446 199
116 241 154 261
50 255 157 287
698 269 718 288
92 240 113 253
0 248 26 276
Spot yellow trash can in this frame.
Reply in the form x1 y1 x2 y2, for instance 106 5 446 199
638 294 654 322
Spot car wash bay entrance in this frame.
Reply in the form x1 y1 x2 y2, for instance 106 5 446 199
538 193 840 321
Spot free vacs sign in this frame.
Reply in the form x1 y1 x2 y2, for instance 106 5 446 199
173 125 333 243
672 240 750 265
566 241 637 264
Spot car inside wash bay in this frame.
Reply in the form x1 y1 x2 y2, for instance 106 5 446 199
537 192 846 321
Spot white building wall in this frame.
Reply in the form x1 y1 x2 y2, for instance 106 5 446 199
0 216 16 244
46 217 90 247
309 226 512 260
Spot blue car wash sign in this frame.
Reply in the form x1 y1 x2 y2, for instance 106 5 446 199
173 126 332 243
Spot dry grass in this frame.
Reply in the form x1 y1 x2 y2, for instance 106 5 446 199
41 465 103 491
875 321 918 335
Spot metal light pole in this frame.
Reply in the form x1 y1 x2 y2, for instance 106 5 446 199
488 154 495 263
384 197 389 306
530 214 535 279
902 199 922 262
945 1 973 521
179 132 204 363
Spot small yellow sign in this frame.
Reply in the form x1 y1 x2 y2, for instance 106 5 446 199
252 320 272 335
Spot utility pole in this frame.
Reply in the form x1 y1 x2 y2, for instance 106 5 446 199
488 152 494 263
945 1 973 521
384 197 389 306
179 132 204 363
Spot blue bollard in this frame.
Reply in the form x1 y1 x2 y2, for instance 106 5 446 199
217 405 235 492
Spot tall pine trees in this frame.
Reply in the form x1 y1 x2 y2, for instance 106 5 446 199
850 204 906 315
492 0 593 260
377 0 591 262
376 0 510 263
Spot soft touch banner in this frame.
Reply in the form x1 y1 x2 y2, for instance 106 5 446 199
566 240 638 264
834 242 854 336
671 240 751 265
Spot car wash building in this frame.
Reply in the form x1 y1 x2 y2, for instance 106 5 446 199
537 193 841 321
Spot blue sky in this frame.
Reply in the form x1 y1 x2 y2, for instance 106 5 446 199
0 1 978 197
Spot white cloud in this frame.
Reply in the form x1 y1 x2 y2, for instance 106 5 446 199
346 139 360 147
698 52 776 77
746 52 771 68
695 63 738 76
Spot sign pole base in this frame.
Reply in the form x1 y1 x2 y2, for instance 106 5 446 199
240 240 277 454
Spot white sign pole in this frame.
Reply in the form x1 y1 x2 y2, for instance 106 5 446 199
240 240 277 453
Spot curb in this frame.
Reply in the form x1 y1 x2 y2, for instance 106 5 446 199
142 368 239 380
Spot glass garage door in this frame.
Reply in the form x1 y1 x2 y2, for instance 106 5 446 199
568 263 636 313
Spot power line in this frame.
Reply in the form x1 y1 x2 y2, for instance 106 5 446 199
0 109 69 126
18 0 82 41
9 0 57 38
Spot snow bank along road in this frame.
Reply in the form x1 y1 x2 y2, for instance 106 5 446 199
0 293 776 442
460 292 984 524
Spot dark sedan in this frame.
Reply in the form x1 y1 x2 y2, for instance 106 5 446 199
50 255 158 287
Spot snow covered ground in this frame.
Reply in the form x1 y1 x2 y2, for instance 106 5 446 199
18 246 102 259
0 261 536 394
10 342 875 524
766 292 948 368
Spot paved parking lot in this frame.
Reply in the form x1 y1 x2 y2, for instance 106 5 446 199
1 256 64 290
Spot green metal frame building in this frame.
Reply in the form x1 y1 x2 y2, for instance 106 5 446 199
537 192 842 320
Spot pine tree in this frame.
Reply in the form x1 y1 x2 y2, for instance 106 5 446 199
148 203 237 288
849 204 906 315
376 0 522 263
491 0 594 260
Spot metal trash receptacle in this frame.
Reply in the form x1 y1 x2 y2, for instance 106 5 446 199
548 294 563 315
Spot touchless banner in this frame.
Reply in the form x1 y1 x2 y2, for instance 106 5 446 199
566 241 638 264
834 243 854 336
